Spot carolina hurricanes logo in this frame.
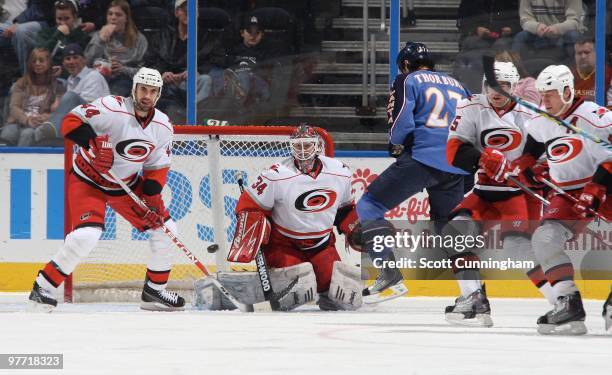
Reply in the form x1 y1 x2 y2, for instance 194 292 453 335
480 128 522 152
295 189 337 213
546 136 583 164
116 139 155 162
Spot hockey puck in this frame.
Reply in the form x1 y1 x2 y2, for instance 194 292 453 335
207 244 219 253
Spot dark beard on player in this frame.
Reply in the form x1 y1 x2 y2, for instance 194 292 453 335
134 99 153 114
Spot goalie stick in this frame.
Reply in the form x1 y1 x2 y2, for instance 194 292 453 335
235 171 299 311
105 169 253 313
482 55 612 151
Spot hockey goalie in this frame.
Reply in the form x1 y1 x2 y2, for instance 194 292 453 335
197 125 363 311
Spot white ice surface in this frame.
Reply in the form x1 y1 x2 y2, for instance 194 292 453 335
1 293 610 375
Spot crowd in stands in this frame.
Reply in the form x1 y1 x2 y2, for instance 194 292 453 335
0 0 611 146
455 0 612 106
0 0 296 146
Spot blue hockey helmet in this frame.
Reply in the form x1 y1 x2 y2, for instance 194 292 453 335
396 42 434 72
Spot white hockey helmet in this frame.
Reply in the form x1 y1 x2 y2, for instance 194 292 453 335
483 61 520 93
132 67 163 106
535 65 574 105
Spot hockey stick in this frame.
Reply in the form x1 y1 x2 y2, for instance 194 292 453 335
482 55 612 151
536 177 609 223
105 169 252 312
506 174 611 247
235 171 298 311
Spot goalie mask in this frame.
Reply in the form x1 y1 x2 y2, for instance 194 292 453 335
290 125 322 174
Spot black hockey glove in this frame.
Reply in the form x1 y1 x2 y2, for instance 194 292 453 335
388 143 404 158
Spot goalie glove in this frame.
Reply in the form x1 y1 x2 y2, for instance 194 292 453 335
335 204 364 251
227 210 271 263
88 135 114 175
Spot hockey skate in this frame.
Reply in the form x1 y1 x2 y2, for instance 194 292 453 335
362 266 407 304
445 287 493 327
141 283 185 312
602 290 612 333
27 281 57 313
537 292 587 335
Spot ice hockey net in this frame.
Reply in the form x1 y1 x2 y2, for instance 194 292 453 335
63 125 334 302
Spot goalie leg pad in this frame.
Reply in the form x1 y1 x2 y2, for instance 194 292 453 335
228 210 271 263
270 262 317 311
319 261 363 311
194 271 264 310
193 263 317 311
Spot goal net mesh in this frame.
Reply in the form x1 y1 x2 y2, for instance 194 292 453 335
65 126 333 302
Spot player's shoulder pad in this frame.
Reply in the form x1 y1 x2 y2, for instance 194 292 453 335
97 95 128 113
319 155 351 178
260 158 299 181
151 109 173 134
576 101 612 129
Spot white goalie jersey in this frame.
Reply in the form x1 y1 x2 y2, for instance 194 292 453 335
68 95 173 192
244 156 353 247
526 99 612 190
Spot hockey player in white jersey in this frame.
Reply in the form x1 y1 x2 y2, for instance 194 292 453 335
221 125 362 311
29 67 186 312
444 62 555 326
496 65 611 334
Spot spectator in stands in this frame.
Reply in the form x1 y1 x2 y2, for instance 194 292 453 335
84 0 148 96
0 48 64 146
43 43 109 135
223 15 277 104
495 49 540 104
570 36 612 107
512 0 585 61
457 0 520 52
78 0 113 32
36 0 90 69
0 0 54 74
145 0 224 113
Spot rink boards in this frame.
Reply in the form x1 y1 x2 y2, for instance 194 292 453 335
0 148 610 298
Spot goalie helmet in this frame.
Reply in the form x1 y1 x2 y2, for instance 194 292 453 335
535 65 575 105
289 124 322 174
396 41 434 73
132 67 163 106
483 61 520 94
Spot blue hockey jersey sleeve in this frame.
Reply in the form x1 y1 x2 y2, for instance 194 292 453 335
387 70 470 174
388 74 416 146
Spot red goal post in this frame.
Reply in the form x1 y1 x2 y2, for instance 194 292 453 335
63 125 334 302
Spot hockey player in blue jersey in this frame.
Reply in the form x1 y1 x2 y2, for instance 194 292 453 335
357 42 470 298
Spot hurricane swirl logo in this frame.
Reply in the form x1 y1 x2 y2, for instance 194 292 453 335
116 139 155 162
480 128 522 152
546 137 583 164
295 189 337 213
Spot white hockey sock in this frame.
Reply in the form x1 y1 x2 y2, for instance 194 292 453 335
35 272 57 293
553 280 578 299
457 279 481 297
539 282 557 305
